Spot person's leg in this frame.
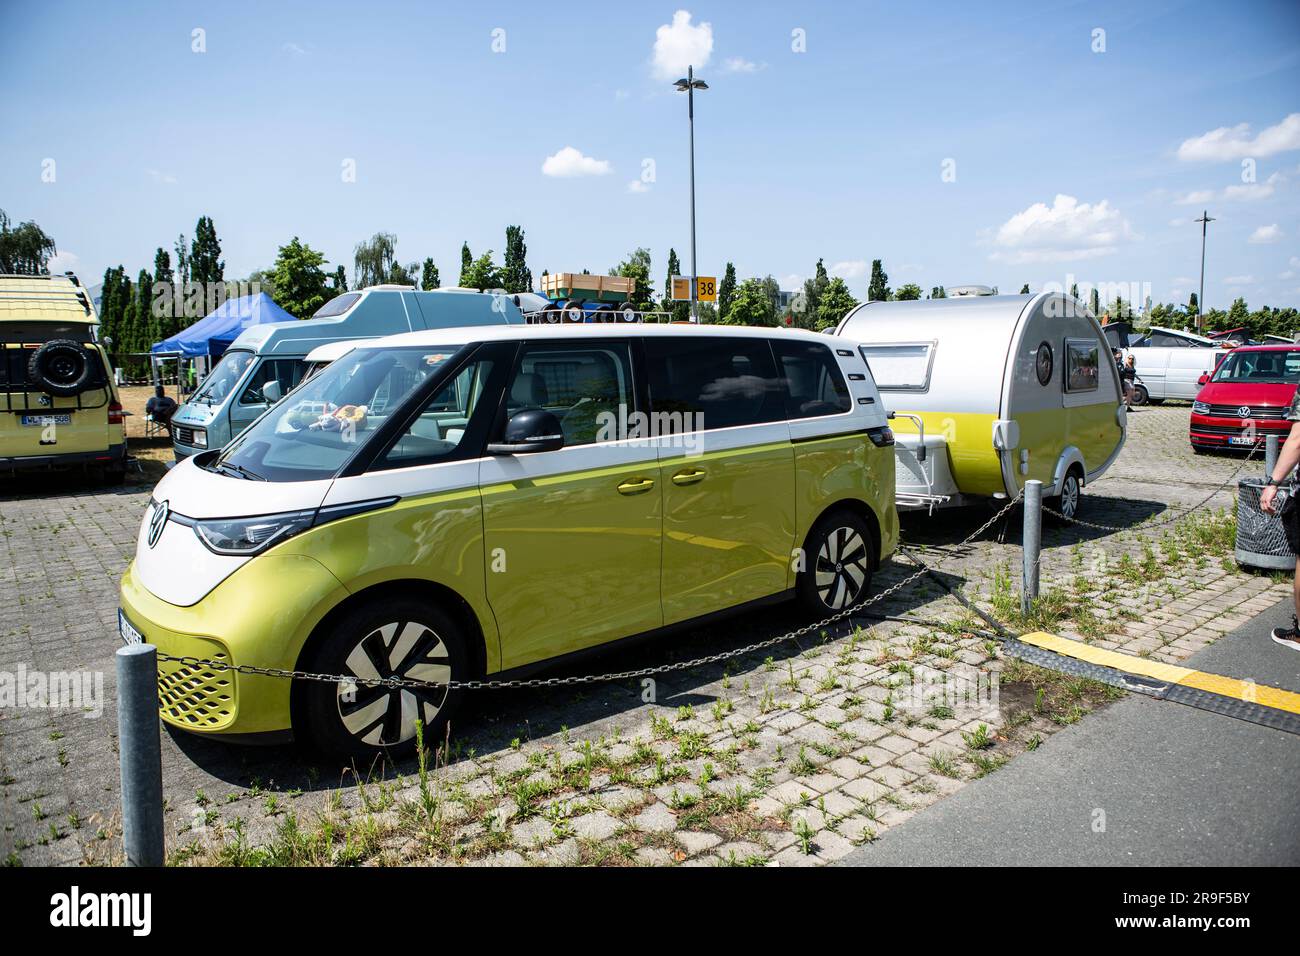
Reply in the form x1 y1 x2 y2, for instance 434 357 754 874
1272 513 1300 649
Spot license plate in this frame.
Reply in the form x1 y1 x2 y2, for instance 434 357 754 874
118 609 144 646
1228 436 1255 446
21 414 71 426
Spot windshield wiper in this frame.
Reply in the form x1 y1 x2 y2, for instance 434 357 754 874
215 461 265 481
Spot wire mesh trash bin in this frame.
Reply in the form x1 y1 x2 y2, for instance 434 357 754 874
1236 478 1297 570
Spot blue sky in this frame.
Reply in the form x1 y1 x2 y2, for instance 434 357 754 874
2 0 1298 310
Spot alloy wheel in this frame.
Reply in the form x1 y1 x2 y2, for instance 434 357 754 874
815 526 869 610
335 621 451 747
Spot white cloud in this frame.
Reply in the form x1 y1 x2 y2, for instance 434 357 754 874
146 168 177 185
1175 189 1215 205
46 250 79 274
1280 270 1296 280
779 273 804 289
989 194 1135 264
1177 112 1300 162
541 146 612 178
723 56 764 73
627 179 651 193
1224 275 1254 285
652 10 713 81
1291 256 1300 269
1248 223 1283 244
1168 217 1189 227
830 260 867 279
282 41 309 56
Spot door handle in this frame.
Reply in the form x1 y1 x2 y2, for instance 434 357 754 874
617 478 655 495
671 468 706 486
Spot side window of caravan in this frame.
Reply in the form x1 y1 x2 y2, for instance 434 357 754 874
645 336 784 431
856 342 935 391
1064 339 1100 392
772 340 852 418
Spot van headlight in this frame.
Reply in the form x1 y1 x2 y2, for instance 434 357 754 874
190 428 208 448
1192 401 1211 415
193 509 316 555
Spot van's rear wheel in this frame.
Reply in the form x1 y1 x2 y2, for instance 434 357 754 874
301 598 468 759
798 510 874 617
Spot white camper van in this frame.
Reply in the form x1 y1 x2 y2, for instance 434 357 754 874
1101 324 1226 402
836 293 1126 519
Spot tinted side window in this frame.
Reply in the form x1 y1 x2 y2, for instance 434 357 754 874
772 340 852 418
645 336 784 431
504 341 634 447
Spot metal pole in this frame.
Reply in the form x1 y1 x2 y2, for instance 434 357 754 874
687 65 698 324
1195 210 1214 334
1266 433 1280 478
117 643 164 866
1022 480 1043 615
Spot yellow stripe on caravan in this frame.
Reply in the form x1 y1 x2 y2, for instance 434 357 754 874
1019 631 1300 716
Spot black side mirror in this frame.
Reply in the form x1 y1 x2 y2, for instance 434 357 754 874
487 408 565 454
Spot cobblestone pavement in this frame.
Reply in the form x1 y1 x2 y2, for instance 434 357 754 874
1 403 1289 866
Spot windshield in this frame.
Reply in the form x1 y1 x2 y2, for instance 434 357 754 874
211 344 466 481
1210 350 1300 385
191 350 254 405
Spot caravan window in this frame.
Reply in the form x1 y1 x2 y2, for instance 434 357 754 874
856 342 935 391
1065 339 1099 392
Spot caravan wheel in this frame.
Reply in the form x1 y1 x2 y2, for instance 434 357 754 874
1046 467 1083 525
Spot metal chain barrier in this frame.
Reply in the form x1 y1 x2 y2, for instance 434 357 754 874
1041 442 1262 533
156 493 1024 692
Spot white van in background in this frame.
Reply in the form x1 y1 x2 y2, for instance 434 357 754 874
1102 324 1227 402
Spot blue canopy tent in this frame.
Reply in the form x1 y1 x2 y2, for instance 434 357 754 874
151 292 296 358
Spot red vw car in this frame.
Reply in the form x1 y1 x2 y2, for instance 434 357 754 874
1190 344 1300 451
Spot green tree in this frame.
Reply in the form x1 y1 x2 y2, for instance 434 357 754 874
459 242 473 286
1019 283 1030 294
1069 282 1079 300
462 251 503 291
816 277 859 330
722 278 777 326
270 237 331 319
98 266 126 351
387 260 419 285
612 248 653 306
930 286 947 299
1186 292 1199 318
798 259 829 328
136 268 159 347
333 265 347 291
0 209 57 274
867 259 889 302
895 283 923 301
174 234 190 285
718 261 738 320
354 232 397 289
1090 288 1101 316
502 226 532 293
189 216 224 285
153 247 171 284
664 249 690 322
421 258 440 290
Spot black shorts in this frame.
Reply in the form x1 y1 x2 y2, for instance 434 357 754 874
1283 500 1300 554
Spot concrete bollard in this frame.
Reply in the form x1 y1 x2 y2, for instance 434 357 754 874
1022 480 1043 616
1266 433 1279 479
116 644 165 866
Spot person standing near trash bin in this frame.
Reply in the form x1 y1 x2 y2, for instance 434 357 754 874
1258 384 1300 651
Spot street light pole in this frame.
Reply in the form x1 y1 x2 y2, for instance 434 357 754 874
1195 209 1215 333
675 66 708 323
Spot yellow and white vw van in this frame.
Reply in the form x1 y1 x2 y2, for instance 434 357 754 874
118 324 896 756
1 274 127 483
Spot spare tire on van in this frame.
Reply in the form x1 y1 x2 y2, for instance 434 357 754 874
27 339 96 396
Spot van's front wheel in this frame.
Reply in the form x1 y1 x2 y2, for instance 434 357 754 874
300 598 468 759
798 511 874 618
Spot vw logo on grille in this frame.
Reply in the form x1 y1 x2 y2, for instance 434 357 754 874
1238 406 1251 418
147 500 169 549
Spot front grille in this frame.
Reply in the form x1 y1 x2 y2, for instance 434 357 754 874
1190 423 1287 437
1206 404 1288 420
157 649 235 729
174 426 195 446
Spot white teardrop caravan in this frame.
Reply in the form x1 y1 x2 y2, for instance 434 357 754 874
834 293 1126 518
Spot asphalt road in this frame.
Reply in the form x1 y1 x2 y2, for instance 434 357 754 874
841 596 1300 866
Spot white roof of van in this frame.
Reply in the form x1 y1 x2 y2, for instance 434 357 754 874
361 323 845 349
304 339 362 363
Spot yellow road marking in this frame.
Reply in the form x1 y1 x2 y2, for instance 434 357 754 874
1019 631 1300 716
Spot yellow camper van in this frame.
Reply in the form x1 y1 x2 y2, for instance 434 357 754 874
0 274 127 483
